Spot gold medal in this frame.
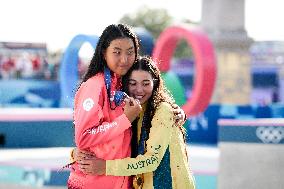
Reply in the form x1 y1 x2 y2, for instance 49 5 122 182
133 174 144 189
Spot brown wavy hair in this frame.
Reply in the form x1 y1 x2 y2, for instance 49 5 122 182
122 56 176 156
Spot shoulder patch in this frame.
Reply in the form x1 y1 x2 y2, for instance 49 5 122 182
83 98 94 111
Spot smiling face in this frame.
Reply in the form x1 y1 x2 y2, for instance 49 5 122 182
128 70 154 105
104 38 136 76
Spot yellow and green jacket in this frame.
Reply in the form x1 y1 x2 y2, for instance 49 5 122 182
106 102 195 189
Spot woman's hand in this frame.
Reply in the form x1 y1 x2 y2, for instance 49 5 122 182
172 104 187 125
78 155 106 175
124 97 142 123
73 148 94 161
75 148 106 175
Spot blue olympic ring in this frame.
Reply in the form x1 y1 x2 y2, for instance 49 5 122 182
60 34 99 107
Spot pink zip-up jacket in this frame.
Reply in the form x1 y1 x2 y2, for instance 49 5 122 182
68 73 132 189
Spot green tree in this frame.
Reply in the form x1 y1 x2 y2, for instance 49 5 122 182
119 6 173 39
119 6 196 59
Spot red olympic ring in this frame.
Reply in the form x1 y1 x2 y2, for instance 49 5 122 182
152 25 217 117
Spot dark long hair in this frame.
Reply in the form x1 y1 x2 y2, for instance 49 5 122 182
122 56 176 156
82 24 140 83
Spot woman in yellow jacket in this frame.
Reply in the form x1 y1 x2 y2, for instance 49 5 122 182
76 56 195 189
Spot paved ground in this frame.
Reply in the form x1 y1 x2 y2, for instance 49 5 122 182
0 145 219 188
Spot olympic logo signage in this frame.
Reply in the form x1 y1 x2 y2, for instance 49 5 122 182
60 25 217 117
256 126 284 144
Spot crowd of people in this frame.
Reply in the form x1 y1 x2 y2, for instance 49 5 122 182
0 51 60 80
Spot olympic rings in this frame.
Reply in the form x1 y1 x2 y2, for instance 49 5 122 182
152 25 216 117
60 26 217 116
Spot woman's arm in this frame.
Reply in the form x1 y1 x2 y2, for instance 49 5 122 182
76 103 175 176
77 103 174 175
74 104 185 175
106 102 174 176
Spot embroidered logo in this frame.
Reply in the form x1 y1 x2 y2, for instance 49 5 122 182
83 98 94 111
84 122 118 135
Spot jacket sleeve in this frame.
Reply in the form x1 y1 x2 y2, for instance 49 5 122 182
74 78 132 149
106 102 174 176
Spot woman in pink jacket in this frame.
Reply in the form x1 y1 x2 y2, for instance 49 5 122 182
67 24 142 189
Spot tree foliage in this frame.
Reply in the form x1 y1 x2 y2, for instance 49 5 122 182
119 6 173 39
119 6 195 59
